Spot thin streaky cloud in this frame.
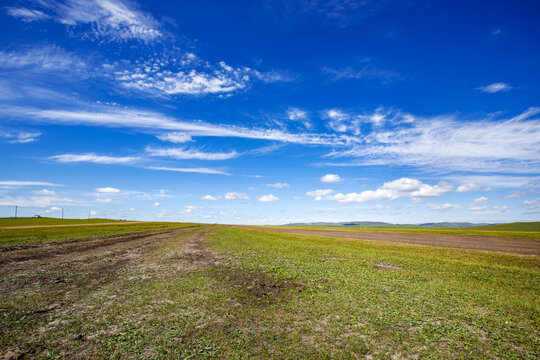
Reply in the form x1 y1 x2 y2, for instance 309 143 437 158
145 147 239 160
476 82 512 93
50 153 140 164
146 166 230 175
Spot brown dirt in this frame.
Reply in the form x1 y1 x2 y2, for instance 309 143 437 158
0 225 210 358
0 221 146 230
236 226 540 256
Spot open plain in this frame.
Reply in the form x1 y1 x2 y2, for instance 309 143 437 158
1 220 538 359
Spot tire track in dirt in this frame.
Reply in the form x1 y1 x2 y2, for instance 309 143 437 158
235 226 540 255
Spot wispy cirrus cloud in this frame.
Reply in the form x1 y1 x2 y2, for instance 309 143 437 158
6 0 163 42
50 153 140 164
326 107 540 173
146 166 229 175
0 129 41 143
7 105 344 146
145 147 239 160
476 82 512 93
0 180 62 187
321 65 402 83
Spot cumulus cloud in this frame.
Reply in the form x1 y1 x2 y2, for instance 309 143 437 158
95 198 113 203
456 183 481 193
320 174 342 183
32 189 57 195
309 178 453 204
224 192 249 200
476 83 512 93
95 187 120 194
51 153 139 164
202 195 219 200
267 182 290 189
306 189 335 201
153 202 160 207
523 198 540 209
258 194 279 202
468 196 488 211
426 203 454 211
179 205 203 214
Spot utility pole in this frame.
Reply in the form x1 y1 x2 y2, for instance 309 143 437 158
14 206 18 219
62 208 64 220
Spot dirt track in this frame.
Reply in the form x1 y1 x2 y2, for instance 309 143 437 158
238 227 540 256
0 225 223 358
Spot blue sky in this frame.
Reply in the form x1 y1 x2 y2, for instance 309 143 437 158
0 0 539 224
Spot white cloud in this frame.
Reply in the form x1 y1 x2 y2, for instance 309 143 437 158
32 189 57 195
306 189 335 201
95 187 120 194
46 206 62 213
456 183 481 193
258 194 279 202
0 180 61 187
179 205 203 214
321 174 342 183
0 129 41 143
153 202 160 207
0 195 74 207
286 108 311 128
476 83 512 93
224 192 249 200
426 203 454 211
326 107 540 173
14 106 340 146
7 0 163 42
202 194 219 201
468 197 488 211
322 66 401 83
156 132 192 143
267 182 290 189
129 207 136 212
493 205 508 211
472 196 488 204
51 153 139 164
5 7 51 21
313 178 453 204
146 166 229 175
95 198 113 203
523 198 540 209
146 147 238 160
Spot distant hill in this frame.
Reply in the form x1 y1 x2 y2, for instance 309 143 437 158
283 221 495 229
466 222 540 231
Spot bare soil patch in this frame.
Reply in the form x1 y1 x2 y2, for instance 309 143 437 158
238 227 540 255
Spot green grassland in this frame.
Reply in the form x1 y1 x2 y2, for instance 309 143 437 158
3 226 537 359
0 217 127 227
275 222 540 239
468 222 540 232
0 221 198 247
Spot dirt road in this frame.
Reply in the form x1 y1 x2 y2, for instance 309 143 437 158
238 226 540 256
0 225 214 358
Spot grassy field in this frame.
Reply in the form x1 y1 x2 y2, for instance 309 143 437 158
1 225 537 358
0 221 198 247
0 217 127 227
276 223 540 239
